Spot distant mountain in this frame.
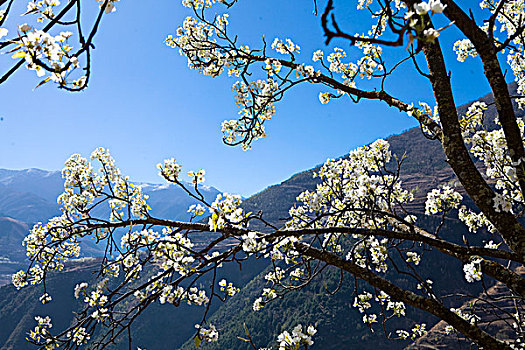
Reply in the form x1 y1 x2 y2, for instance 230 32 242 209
0 218 29 286
0 168 222 223
0 169 64 204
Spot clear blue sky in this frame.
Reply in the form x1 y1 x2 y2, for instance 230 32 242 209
0 0 503 196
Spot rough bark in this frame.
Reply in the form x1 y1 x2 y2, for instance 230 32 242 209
439 0 525 257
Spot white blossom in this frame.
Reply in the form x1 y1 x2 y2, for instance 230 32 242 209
463 257 483 283
277 324 316 350
195 324 219 343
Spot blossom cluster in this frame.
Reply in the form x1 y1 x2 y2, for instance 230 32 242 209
353 290 406 325
27 0 61 21
218 279 239 296
459 101 487 136
396 323 428 340
412 0 446 15
464 111 524 217
195 324 219 343
272 38 300 56
1 0 120 90
289 139 411 230
259 139 416 328
403 1 447 42
209 193 245 230
13 147 258 349
425 185 463 215
28 316 55 347
11 27 85 87
166 13 234 77
454 39 478 62
13 149 149 288
166 0 397 147
158 158 182 182
463 257 483 283
276 324 317 350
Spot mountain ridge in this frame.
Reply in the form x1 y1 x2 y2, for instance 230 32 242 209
0 168 222 223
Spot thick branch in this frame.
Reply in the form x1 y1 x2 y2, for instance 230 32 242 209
274 226 525 297
294 242 510 350
480 259 525 298
268 227 521 262
81 218 218 233
441 0 525 220
78 218 525 296
79 218 520 262
422 34 525 258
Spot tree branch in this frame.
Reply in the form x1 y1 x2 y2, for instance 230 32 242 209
295 242 511 350
418 21 525 258
440 1 525 240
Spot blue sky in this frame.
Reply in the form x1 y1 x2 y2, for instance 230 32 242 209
0 0 503 196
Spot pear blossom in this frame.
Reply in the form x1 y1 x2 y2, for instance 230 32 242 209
414 2 431 15
429 0 446 13
463 257 483 283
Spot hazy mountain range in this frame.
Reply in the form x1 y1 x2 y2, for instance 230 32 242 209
0 169 221 286
0 168 221 223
